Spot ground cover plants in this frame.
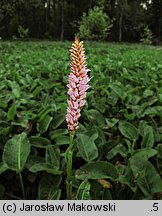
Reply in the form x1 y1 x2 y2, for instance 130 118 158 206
0 40 162 200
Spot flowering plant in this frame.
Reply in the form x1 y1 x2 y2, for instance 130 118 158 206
66 37 90 199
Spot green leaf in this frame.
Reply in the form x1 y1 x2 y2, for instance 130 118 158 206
75 161 118 180
138 120 147 137
8 80 21 98
124 112 135 120
54 135 69 145
158 88 162 102
37 114 53 133
0 162 8 174
129 158 162 197
7 103 17 121
38 174 62 200
106 144 127 160
118 121 139 140
12 114 30 128
29 163 62 175
109 82 127 100
49 189 61 200
157 144 162 175
76 180 91 200
25 155 45 169
52 113 65 129
38 107 54 121
2 132 30 173
84 109 105 127
77 133 98 161
0 126 10 136
117 164 137 192
144 106 162 117
50 129 68 139
32 86 42 97
141 125 154 148
45 145 60 169
105 118 119 128
132 148 157 160
30 136 51 148
143 89 154 98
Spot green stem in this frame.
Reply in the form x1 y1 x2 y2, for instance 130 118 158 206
131 139 136 155
66 133 74 200
19 172 25 199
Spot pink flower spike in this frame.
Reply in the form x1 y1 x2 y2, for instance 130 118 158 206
66 37 90 133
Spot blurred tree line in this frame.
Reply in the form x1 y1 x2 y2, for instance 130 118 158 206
0 0 161 42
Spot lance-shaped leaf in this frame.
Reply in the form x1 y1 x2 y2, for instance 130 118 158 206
141 125 154 148
2 132 30 173
130 157 162 197
118 121 139 140
76 180 91 200
38 175 62 200
75 161 118 180
77 132 98 162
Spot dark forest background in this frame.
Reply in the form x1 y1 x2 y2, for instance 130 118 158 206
0 0 162 42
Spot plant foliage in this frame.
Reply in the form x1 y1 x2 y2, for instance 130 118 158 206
0 41 162 200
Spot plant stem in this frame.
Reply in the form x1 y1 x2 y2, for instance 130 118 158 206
131 139 136 155
19 172 25 199
66 132 74 200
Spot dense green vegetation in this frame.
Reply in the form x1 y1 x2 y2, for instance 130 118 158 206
0 41 162 200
